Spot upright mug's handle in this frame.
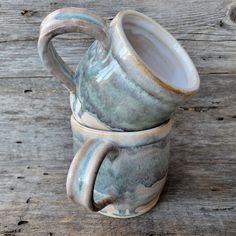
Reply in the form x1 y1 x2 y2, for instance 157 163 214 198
66 139 118 211
38 8 111 93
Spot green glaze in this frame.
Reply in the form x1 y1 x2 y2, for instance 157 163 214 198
67 116 171 218
72 41 175 131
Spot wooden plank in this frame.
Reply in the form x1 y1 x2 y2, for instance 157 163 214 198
0 75 235 235
1 39 236 78
0 0 235 41
1 0 236 78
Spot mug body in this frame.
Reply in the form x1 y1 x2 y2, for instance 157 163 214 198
71 40 176 131
70 115 171 218
71 10 200 131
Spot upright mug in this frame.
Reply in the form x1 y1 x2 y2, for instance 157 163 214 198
67 115 172 218
38 8 200 131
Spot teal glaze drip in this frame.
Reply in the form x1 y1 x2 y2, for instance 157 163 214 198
75 40 118 121
71 123 170 217
95 59 120 83
86 41 113 76
75 140 103 193
48 42 74 81
55 13 104 28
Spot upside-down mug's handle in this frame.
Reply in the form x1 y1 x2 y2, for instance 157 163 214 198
38 7 111 93
66 139 118 211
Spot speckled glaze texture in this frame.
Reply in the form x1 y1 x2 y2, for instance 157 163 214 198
71 41 176 131
67 116 171 218
38 8 200 131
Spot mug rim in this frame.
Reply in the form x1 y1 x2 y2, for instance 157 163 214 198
111 10 200 96
71 115 171 147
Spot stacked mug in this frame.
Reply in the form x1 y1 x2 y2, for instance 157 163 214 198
38 8 200 218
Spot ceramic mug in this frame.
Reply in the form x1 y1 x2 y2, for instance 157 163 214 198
38 8 200 131
66 115 171 218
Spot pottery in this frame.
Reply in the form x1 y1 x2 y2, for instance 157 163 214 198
66 115 171 218
38 8 200 131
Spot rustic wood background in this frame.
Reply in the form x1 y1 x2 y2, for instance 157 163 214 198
0 0 236 235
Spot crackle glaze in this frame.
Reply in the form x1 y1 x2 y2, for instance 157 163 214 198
38 8 200 131
66 116 171 218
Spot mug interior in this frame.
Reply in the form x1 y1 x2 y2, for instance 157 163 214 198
121 12 199 91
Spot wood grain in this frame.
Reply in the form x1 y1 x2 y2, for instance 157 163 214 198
0 0 236 235
1 0 236 78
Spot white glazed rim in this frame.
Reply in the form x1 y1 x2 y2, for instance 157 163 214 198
71 115 171 146
115 10 200 95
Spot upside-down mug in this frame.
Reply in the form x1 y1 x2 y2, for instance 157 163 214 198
66 115 171 218
38 8 200 131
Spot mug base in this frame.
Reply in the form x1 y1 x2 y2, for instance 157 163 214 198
98 194 160 218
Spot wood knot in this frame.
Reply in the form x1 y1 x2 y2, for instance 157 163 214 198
24 89 32 93
229 5 236 22
216 117 224 121
219 20 224 27
20 9 37 17
225 3 236 25
17 220 28 226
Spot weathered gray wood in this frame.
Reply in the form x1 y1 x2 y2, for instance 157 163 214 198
0 0 236 235
1 39 236 78
0 0 236 41
1 0 236 78
0 74 235 236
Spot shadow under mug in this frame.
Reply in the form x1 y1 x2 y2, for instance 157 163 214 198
66 115 171 218
38 8 200 131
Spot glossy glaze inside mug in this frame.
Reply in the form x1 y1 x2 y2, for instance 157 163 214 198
111 10 199 95
38 8 200 131
122 14 197 90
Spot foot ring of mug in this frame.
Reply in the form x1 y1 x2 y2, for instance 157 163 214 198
98 194 161 218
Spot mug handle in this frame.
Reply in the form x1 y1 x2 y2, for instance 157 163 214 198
38 7 111 93
66 139 118 211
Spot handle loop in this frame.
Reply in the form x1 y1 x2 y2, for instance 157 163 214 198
66 139 118 211
38 7 111 93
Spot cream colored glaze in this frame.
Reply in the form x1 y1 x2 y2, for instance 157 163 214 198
70 94 112 130
99 197 160 218
99 175 167 218
71 115 171 147
134 174 167 204
80 112 112 131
